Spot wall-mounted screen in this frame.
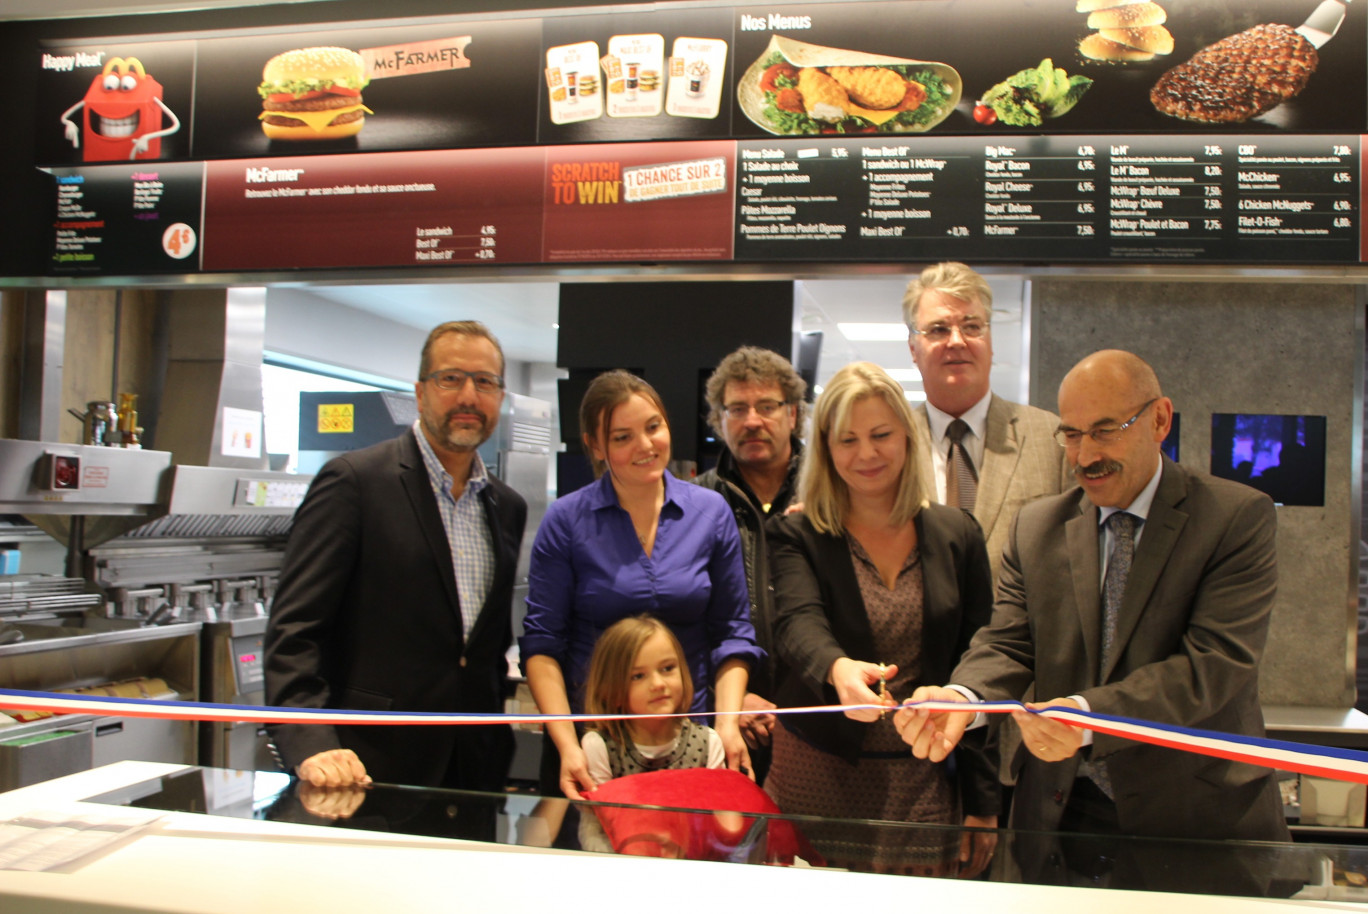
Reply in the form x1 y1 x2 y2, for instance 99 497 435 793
1161 413 1179 463
1210 413 1326 507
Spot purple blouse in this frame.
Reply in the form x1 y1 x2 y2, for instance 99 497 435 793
520 471 763 714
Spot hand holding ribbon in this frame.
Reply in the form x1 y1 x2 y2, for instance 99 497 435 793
893 686 973 763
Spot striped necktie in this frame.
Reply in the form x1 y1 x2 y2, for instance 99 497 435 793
944 419 978 512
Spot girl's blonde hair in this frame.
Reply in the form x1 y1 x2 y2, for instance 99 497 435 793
799 361 926 535
584 614 692 747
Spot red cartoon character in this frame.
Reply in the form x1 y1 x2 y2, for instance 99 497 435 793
60 56 181 162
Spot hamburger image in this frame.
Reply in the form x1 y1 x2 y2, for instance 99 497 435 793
258 46 372 140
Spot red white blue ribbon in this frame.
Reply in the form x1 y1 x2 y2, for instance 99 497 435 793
2 688 1365 785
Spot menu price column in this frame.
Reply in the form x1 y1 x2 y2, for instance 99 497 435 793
1232 137 1358 263
1104 138 1227 258
414 223 499 262
1101 135 1358 264
857 141 977 244
734 137 979 262
978 138 1104 257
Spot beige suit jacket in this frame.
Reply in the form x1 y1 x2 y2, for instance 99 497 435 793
912 394 1073 586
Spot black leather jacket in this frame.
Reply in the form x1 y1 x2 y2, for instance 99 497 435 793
692 438 802 698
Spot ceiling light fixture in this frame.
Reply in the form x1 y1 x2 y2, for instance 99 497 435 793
836 322 910 341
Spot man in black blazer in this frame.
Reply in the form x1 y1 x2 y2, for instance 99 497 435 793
266 321 527 793
896 350 1288 848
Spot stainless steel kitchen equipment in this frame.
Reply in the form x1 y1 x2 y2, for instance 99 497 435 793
0 439 310 776
0 609 201 791
87 463 309 771
478 393 553 784
0 439 206 789
478 392 554 613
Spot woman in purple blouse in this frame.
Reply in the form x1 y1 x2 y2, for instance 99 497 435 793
521 370 763 799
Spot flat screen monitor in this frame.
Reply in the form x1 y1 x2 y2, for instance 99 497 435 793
1210 413 1326 507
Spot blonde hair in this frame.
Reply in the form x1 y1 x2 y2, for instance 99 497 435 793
901 262 994 332
799 362 925 534
584 615 693 747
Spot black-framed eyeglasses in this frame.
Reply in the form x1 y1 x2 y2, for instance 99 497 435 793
724 399 790 421
424 369 505 394
911 319 990 343
1054 399 1157 448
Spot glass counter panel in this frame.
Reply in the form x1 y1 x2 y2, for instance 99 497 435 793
83 766 1368 903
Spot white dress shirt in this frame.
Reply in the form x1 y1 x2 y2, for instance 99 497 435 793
925 392 991 504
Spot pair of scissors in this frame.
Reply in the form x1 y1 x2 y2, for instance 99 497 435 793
878 663 890 718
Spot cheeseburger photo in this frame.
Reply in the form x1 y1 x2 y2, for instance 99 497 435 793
258 46 372 140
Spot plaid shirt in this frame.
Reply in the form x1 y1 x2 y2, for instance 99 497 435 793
413 422 495 639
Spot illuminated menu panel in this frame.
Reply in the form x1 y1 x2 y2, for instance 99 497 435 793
233 478 309 510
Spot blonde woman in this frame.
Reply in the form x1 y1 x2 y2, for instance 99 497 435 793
765 361 999 875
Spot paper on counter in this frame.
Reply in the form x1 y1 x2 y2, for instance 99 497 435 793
0 807 163 871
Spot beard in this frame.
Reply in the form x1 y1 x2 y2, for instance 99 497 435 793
423 405 490 453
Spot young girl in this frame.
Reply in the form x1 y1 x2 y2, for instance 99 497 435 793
581 614 726 784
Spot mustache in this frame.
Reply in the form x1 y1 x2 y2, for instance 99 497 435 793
445 405 488 426
1074 458 1123 479
739 432 772 443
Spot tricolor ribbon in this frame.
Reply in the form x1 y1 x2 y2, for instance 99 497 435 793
2 688 1365 785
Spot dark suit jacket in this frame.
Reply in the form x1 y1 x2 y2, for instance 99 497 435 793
954 457 1288 840
767 503 1000 818
265 428 527 790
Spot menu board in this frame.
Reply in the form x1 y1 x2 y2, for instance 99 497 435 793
21 0 1368 276
200 149 546 271
48 162 204 275
41 132 1366 273
197 141 735 270
734 134 1361 263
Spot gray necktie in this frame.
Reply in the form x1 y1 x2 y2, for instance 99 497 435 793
1101 511 1137 677
944 419 978 512
1086 511 1137 801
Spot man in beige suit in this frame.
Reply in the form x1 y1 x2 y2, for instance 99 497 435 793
903 262 1072 585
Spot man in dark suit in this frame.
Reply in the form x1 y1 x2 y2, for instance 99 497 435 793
903 262 1073 587
896 349 1288 847
266 320 527 794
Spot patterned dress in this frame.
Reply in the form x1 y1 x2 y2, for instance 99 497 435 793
765 536 960 874
598 719 713 778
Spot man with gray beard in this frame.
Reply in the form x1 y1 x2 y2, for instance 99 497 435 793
266 321 527 796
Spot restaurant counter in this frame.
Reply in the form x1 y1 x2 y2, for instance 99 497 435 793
0 761 1366 913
